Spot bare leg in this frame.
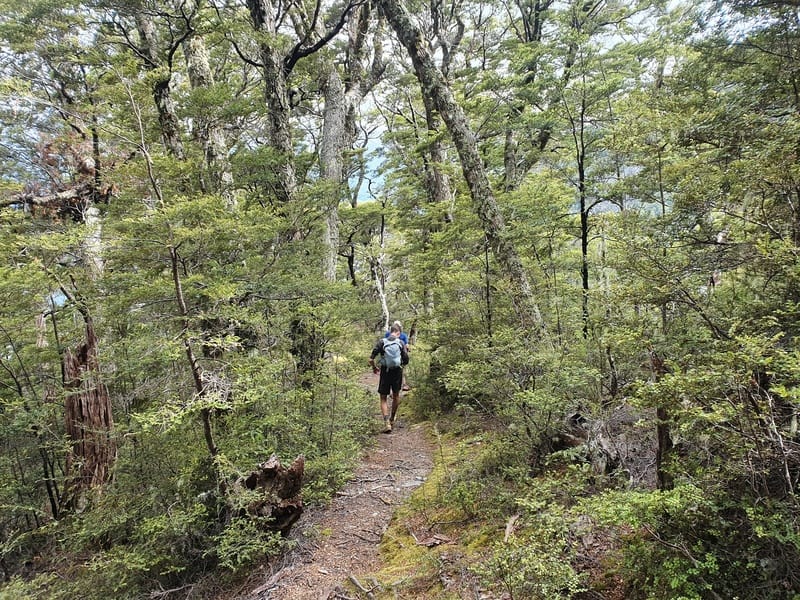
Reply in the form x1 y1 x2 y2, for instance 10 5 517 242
380 394 390 419
390 391 400 422
380 394 392 432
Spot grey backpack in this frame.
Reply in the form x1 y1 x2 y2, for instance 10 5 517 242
381 337 403 369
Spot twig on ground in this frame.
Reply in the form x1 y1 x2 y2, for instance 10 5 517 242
348 574 375 599
406 524 420 544
352 532 381 543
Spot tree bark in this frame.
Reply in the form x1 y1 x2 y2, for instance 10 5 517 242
319 3 385 280
136 12 186 159
169 245 220 460
421 93 454 222
379 0 544 329
241 454 305 536
62 318 116 512
182 31 235 206
247 0 297 204
320 67 346 281
649 350 674 491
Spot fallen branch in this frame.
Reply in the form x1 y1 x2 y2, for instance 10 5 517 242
348 574 374 599
504 514 520 542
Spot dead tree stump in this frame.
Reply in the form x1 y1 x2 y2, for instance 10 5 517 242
241 454 304 536
62 320 115 512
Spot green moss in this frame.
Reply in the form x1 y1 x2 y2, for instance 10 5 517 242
359 419 514 598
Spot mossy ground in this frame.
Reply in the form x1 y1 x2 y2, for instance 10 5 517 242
351 421 504 599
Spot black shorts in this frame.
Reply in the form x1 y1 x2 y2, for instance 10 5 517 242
378 367 403 395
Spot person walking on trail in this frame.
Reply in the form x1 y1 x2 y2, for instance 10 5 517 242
384 320 411 391
370 324 409 433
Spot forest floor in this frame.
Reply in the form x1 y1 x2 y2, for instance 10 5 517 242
231 371 434 600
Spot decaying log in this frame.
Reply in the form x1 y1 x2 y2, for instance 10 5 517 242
241 454 304 536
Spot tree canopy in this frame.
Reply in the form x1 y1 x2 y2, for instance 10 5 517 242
1 0 799 597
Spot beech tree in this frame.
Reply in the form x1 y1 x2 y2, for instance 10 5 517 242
380 0 545 329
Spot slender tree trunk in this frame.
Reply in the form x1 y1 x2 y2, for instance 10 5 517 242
649 350 674 491
346 243 357 285
169 245 219 460
652 127 674 491
503 128 519 192
82 205 104 277
320 67 346 281
579 158 589 338
379 0 544 329
373 202 390 329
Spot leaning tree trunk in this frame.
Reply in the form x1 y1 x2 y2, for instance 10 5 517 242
62 318 115 512
379 0 544 330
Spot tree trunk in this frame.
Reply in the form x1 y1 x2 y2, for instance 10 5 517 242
62 319 115 512
182 31 235 206
503 128 519 192
579 156 589 338
136 13 185 159
240 454 305 536
319 3 385 279
247 0 296 204
169 245 220 460
649 350 674 491
421 93 454 222
379 0 544 329
320 67 346 281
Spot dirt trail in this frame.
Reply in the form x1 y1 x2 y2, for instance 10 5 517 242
236 372 433 600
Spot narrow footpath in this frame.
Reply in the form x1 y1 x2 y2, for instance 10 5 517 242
236 371 434 600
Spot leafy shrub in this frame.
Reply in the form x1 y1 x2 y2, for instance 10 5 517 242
580 485 800 599
212 517 285 572
477 534 585 600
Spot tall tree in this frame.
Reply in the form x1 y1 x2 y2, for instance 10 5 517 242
180 1 235 205
379 0 544 329
245 0 356 205
319 2 385 281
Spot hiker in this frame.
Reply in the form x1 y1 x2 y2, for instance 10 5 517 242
384 320 411 391
369 324 409 433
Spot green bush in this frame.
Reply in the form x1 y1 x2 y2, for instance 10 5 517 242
580 485 800 599
212 517 285 572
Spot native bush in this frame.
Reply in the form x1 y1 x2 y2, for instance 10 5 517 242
475 484 587 600
212 517 285 572
578 483 800 599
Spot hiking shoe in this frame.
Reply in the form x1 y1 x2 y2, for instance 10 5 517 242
383 420 392 433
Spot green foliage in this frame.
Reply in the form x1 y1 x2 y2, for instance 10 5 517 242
477 533 585 600
3 0 800 597
579 484 800 599
470 465 590 599
212 517 284 572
